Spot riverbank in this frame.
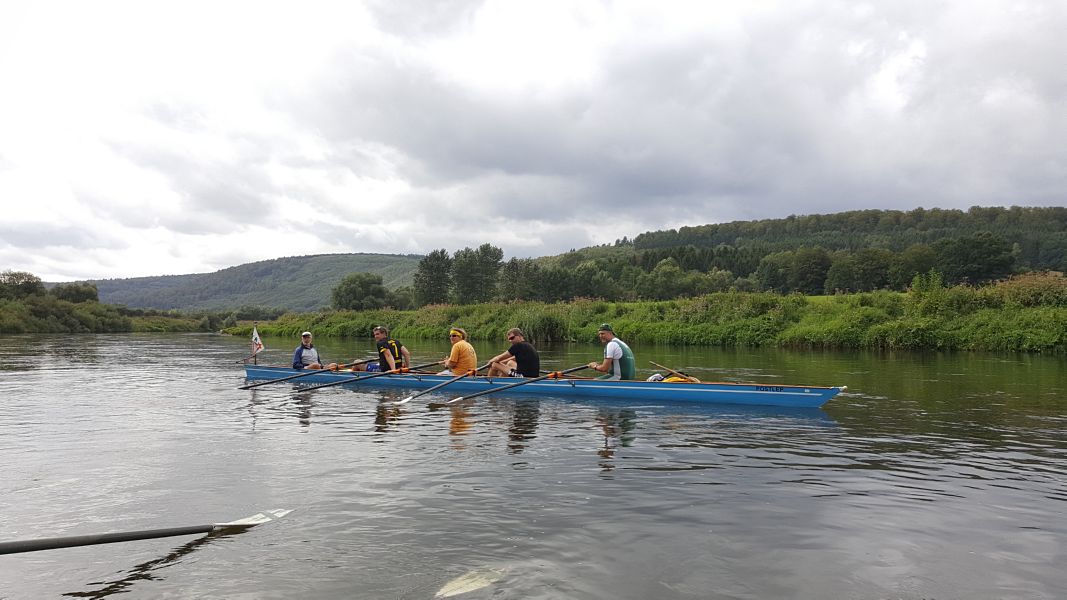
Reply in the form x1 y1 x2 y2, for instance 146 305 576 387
227 274 1067 353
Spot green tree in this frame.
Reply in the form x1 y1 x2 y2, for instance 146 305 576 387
636 258 685 300
496 258 540 301
852 248 894 291
450 243 503 304
332 272 389 310
934 231 1015 285
413 249 452 306
754 251 794 294
387 286 415 310
890 244 938 289
50 282 99 303
534 266 574 302
825 252 859 293
790 247 832 295
0 271 46 299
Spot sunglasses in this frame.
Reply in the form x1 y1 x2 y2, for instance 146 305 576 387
449 334 460 338
506 335 516 341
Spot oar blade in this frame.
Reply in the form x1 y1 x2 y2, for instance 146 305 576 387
435 567 506 598
215 508 292 528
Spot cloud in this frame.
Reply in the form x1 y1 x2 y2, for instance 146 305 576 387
0 0 1064 281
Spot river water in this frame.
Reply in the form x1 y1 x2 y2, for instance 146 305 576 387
0 333 1064 599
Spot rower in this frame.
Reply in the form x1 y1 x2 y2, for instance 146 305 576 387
439 327 477 376
587 323 635 380
486 328 540 378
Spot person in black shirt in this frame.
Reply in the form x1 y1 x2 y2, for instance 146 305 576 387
354 325 411 372
486 328 540 378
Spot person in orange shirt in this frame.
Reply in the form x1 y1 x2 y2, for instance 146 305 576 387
439 327 477 375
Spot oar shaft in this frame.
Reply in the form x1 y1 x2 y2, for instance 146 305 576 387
401 363 488 402
0 524 216 555
448 365 588 403
649 361 697 382
303 361 443 391
239 358 373 390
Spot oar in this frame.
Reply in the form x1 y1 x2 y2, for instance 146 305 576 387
395 363 490 404
649 361 700 383
0 509 292 555
301 360 444 392
238 358 375 390
446 365 589 404
234 352 260 364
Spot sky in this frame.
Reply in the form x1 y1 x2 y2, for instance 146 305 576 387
1 0 1064 282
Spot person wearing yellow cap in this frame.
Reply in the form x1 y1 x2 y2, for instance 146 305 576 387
440 326 477 375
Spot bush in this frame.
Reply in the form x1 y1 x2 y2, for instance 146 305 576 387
991 272 1067 308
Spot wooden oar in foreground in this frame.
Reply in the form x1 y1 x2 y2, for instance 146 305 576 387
395 363 490 405
0 509 292 555
446 365 590 404
301 361 444 392
238 359 375 390
649 361 701 383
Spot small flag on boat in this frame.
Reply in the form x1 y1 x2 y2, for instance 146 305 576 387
251 326 265 355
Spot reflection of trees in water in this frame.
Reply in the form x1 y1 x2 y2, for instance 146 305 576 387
507 400 541 454
596 408 638 466
63 529 240 598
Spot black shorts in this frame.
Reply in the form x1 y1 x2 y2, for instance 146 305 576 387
507 369 525 378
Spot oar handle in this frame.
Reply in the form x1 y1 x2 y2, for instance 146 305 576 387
448 365 589 404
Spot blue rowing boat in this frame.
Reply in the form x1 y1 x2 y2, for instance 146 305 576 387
243 365 845 408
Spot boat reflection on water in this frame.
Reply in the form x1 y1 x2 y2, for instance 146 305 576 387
584 397 836 474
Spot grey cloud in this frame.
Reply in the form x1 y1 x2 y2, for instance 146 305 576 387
28 0 1063 279
0 223 124 250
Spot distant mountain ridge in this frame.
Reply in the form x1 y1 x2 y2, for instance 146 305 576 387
87 206 1067 312
92 253 422 312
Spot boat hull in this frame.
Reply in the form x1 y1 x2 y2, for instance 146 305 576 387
243 366 843 408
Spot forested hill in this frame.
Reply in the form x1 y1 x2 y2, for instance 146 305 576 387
93 253 422 312
632 206 1067 265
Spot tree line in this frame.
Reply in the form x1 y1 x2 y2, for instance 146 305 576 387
0 271 287 334
631 206 1067 272
356 229 1028 309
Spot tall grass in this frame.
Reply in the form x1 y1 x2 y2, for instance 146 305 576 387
226 273 1067 353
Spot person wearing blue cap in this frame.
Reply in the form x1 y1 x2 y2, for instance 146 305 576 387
587 323 635 380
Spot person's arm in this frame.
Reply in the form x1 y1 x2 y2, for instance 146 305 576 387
383 345 397 371
444 344 460 369
400 345 411 368
489 350 514 366
588 341 620 374
588 357 612 373
292 347 304 369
